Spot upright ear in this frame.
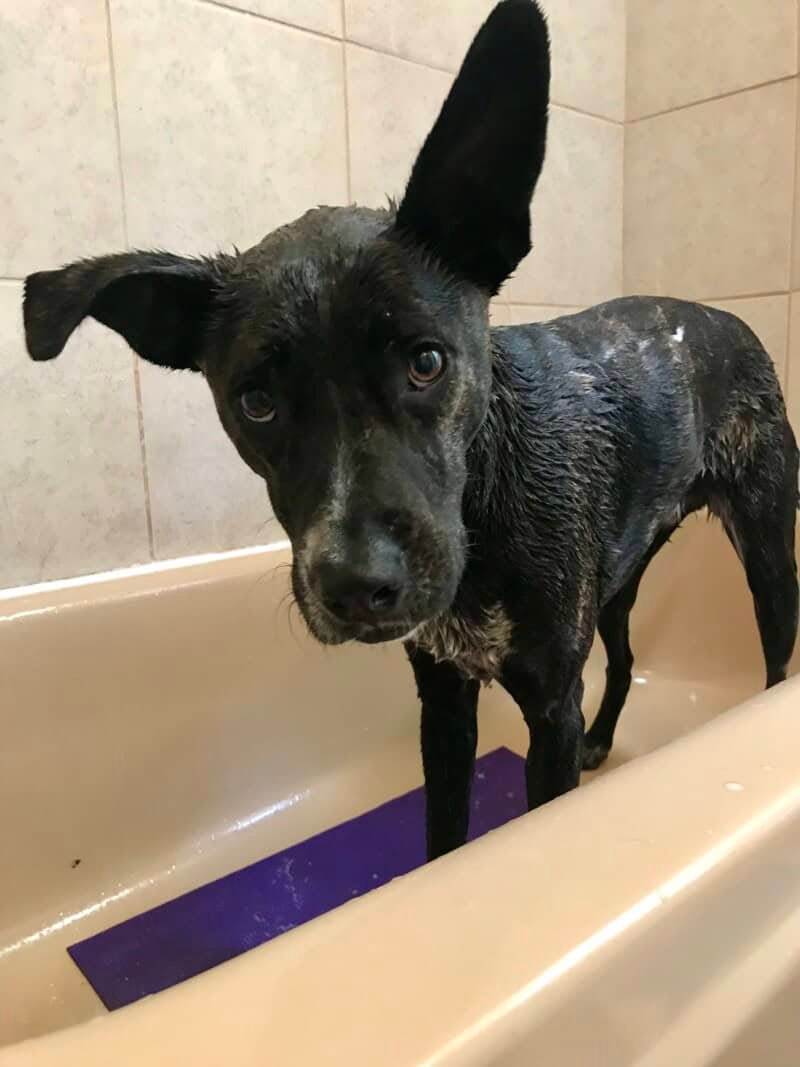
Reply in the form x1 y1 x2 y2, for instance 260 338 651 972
23 251 222 371
394 0 550 295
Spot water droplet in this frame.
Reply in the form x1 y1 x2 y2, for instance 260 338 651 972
724 781 744 793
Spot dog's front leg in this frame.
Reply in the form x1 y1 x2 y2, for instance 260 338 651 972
501 655 586 811
405 644 480 861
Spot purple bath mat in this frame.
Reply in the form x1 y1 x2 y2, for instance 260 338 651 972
68 746 525 1010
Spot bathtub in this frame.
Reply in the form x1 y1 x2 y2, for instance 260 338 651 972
2 516 800 1066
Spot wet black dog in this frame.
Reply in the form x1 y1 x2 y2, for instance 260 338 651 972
23 0 798 860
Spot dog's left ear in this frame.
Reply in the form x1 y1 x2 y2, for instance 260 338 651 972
395 0 550 295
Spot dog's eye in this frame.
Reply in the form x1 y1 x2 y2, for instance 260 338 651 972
408 348 445 388
240 389 276 423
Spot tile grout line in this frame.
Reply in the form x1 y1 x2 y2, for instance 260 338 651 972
784 77 799 394
194 0 343 42
620 126 627 296
451 292 800 309
104 2 129 259
504 293 797 310
697 289 792 303
105 0 156 561
628 73 796 124
554 101 623 126
341 0 353 204
194 0 622 127
132 363 156 560
500 301 584 309
621 3 628 296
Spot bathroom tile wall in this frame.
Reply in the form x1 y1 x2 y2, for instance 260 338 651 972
625 0 800 401
0 0 624 587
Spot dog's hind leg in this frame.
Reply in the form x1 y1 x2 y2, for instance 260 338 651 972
502 646 590 811
720 432 799 688
582 526 677 771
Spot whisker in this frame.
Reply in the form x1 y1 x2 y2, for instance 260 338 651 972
254 514 282 538
247 561 288 599
286 598 304 648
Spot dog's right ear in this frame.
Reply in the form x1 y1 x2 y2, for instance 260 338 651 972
394 0 550 296
23 251 222 371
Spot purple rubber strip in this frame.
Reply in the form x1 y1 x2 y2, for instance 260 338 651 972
68 746 525 1010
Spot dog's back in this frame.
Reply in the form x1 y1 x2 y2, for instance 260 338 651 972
504 295 787 467
489 295 795 602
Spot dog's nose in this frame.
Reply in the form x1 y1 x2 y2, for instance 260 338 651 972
316 551 407 626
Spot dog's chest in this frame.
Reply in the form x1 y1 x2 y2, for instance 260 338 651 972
414 604 513 683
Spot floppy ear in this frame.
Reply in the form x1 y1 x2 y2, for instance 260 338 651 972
23 251 222 371
394 0 550 295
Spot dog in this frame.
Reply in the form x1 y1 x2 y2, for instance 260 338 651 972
23 0 799 861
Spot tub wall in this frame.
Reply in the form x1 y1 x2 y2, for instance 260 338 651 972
0 0 624 589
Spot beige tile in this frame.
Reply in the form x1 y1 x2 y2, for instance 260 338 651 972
705 295 789 386
0 282 148 589
344 0 625 120
489 303 512 327
111 0 348 254
788 293 800 435
139 363 278 560
625 81 796 300
0 2 123 277
791 81 800 289
344 1 494 74
346 45 452 206
507 305 582 325
219 0 342 37
546 0 625 121
628 0 797 120
504 107 623 307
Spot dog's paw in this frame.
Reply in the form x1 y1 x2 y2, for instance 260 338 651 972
582 739 610 772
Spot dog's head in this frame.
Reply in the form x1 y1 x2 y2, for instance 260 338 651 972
23 0 549 645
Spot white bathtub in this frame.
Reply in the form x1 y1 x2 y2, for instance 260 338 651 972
2 517 799 1065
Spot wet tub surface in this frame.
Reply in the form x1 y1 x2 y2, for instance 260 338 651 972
1 516 799 1064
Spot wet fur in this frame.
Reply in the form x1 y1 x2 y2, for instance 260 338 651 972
21 0 799 861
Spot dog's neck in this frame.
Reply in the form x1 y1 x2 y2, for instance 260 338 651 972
459 325 583 615
413 338 530 681
465 334 529 533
